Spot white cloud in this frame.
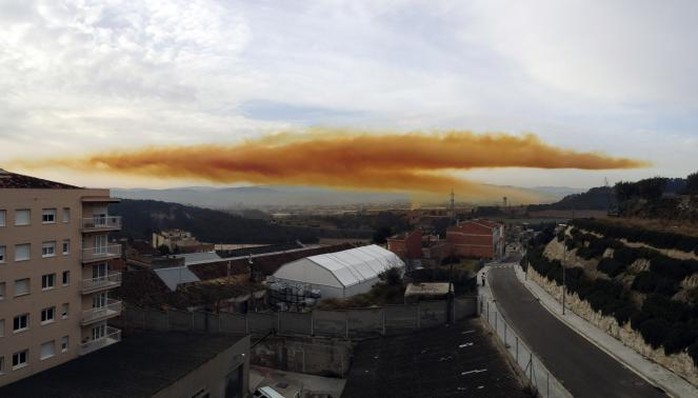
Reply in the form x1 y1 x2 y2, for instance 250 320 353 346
1 0 696 186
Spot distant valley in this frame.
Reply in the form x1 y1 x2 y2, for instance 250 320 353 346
111 185 584 210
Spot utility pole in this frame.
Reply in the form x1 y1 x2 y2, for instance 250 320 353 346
562 228 566 315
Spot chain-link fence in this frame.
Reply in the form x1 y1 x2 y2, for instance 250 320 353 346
481 297 573 398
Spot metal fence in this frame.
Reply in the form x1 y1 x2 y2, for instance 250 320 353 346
118 297 478 339
480 296 573 398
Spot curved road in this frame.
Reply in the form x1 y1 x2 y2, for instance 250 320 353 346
488 265 666 398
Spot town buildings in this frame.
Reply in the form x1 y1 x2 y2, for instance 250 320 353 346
152 229 214 253
0 169 122 387
446 219 505 259
387 219 505 263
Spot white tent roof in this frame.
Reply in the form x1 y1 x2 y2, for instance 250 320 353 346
275 245 404 288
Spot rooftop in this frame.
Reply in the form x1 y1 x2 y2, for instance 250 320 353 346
0 169 79 189
342 318 529 398
0 332 247 398
404 282 452 296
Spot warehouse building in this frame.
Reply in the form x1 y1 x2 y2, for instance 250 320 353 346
271 245 405 299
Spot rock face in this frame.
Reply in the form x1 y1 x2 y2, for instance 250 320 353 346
528 266 698 387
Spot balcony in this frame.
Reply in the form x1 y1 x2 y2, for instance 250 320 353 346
80 326 121 355
81 299 122 325
82 244 121 263
82 216 122 232
81 272 122 294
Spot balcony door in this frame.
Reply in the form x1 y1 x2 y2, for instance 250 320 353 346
91 323 106 340
93 207 107 227
94 235 108 255
93 292 108 309
93 263 109 281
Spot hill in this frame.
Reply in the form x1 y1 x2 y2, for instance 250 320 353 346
110 199 373 244
112 186 409 209
527 186 613 212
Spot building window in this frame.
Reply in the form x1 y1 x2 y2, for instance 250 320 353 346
62 240 70 255
40 307 55 324
14 243 30 261
42 208 56 224
40 341 55 360
0 282 4 300
61 303 69 319
61 336 69 352
62 271 70 286
41 273 56 290
12 350 28 370
0 245 5 262
62 208 70 223
13 314 29 332
14 279 30 297
14 209 30 226
0 319 4 337
0 356 4 375
42 241 56 258
0 209 5 226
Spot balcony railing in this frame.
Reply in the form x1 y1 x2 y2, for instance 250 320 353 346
81 272 122 294
80 326 121 355
82 244 121 263
82 216 122 231
81 299 122 325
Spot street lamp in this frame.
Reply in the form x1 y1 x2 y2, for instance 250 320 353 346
562 232 567 315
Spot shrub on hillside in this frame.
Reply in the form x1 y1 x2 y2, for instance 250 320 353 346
631 271 680 296
663 324 697 355
597 258 627 278
636 318 671 349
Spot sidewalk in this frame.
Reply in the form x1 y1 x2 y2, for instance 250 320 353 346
510 263 698 398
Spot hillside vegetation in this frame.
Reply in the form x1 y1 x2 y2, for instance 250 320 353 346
524 219 698 367
110 199 408 244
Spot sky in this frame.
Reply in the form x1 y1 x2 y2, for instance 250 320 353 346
1 0 697 194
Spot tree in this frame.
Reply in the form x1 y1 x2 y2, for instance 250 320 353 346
636 177 668 201
157 244 171 255
686 171 698 195
372 226 393 244
615 181 638 202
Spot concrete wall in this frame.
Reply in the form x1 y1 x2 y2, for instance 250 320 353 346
117 297 478 341
250 336 350 377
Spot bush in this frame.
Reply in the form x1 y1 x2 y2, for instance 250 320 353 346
662 324 696 355
688 341 698 367
597 258 626 278
631 271 679 296
637 318 671 349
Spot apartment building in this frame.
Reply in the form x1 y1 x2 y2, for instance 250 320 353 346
0 169 122 387
445 219 505 260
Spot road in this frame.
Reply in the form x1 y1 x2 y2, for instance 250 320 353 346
488 265 666 398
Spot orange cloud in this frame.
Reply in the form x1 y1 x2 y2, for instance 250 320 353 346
13 130 648 203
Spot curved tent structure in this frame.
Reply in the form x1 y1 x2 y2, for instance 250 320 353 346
272 245 405 299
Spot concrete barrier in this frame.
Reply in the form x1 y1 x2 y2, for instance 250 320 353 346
248 312 276 334
278 311 313 335
220 312 247 333
419 301 447 327
384 304 418 332
169 310 193 331
455 297 477 320
347 309 383 337
313 311 348 337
